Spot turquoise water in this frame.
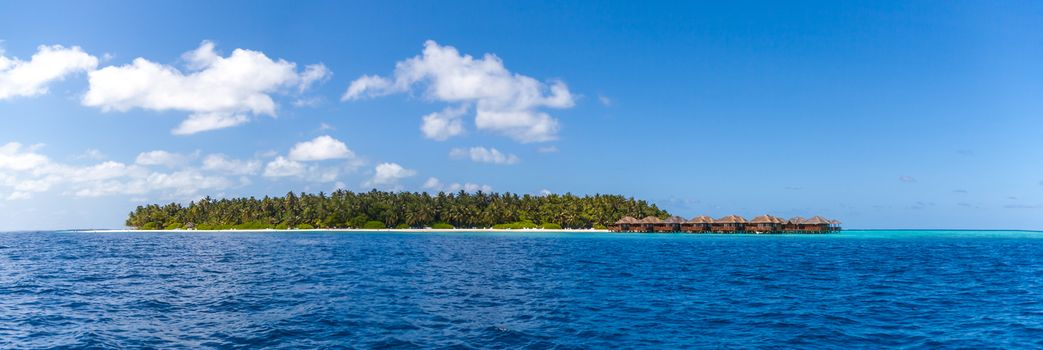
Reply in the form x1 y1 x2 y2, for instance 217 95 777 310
1 230 1042 348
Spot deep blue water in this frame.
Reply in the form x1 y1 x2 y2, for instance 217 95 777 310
2 230 1043 348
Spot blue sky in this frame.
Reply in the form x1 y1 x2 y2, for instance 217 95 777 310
1 1 1041 230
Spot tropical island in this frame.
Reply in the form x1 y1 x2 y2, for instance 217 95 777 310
125 189 841 233
125 190 669 230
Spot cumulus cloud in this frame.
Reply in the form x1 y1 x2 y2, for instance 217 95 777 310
449 146 519 165
261 135 361 182
82 40 330 135
422 177 492 193
263 156 306 178
0 142 232 200
288 135 355 161
343 40 574 143
135 150 188 168
421 105 467 140
74 170 232 198
202 154 260 175
899 176 917 183
298 64 331 92
0 142 49 171
0 44 98 100
364 162 415 189
172 113 249 135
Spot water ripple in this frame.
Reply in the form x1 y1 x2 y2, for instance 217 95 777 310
1 230 1043 348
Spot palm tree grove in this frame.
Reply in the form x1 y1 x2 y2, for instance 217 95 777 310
125 190 670 230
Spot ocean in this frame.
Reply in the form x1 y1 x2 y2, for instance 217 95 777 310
1 230 1042 348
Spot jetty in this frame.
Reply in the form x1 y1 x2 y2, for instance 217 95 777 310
608 215 840 233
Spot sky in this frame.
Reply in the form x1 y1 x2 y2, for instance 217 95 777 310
0 1 1041 230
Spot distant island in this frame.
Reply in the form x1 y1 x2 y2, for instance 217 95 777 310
125 190 669 230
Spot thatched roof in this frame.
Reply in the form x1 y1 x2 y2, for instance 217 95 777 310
770 215 787 224
615 216 637 224
749 215 778 224
663 215 688 223
787 216 807 224
804 216 830 225
715 215 748 224
687 215 714 224
663 216 686 224
638 216 663 224
830 219 841 225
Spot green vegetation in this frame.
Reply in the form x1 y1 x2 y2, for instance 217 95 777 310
125 190 669 230
363 221 387 229
492 220 539 230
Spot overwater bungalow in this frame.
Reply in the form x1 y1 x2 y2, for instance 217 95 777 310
748 215 782 233
635 216 662 233
607 214 840 233
609 216 638 232
682 215 714 233
803 216 832 233
657 216 686 232
784 216 806 232
713 215 748 233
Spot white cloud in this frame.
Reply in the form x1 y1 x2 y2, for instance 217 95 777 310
422 177 492 193
0 44 98 100
82 40 329 135
449 146 519 165
298 64 331 92
598 94 613 107
6 191 31 200
0 142 232 200
260 136 360 182
261 155 339 182
420 105 467 141
343 40 574 143
73 161 137 182
171 113 249 135
202 154 260 175
74 170 232 198
288 135 354 161
263 156 305 178
422 177 441 190
0 142 50 171
135 150 187 168
364 162 415 189
341 75 391 100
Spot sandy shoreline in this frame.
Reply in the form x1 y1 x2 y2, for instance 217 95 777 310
76 228 612 233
